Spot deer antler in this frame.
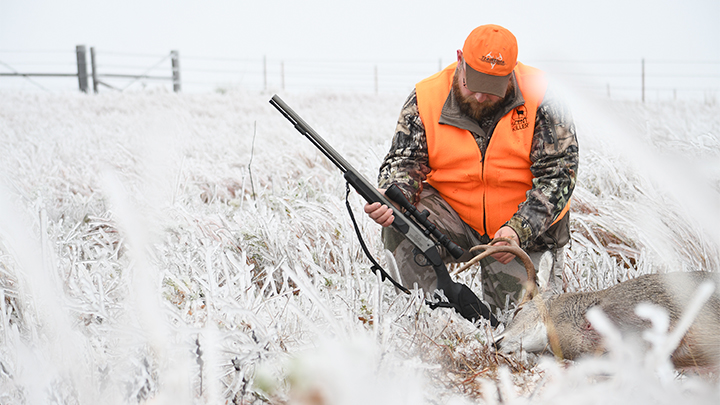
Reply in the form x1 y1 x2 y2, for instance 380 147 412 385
451 237 539 302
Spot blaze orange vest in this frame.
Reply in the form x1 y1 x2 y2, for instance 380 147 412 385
416 62 570 237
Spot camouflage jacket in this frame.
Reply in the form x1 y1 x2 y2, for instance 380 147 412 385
378 78 579 250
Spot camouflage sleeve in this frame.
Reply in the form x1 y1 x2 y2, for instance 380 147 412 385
505 91 579 248
377 90 432 204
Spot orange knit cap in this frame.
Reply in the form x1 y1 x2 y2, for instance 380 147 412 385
462 24 518 97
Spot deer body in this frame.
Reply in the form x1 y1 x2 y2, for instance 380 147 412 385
495 271 720 369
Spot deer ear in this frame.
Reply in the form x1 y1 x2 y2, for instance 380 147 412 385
537 281 555 295
534 250 559 293
520 281 539 304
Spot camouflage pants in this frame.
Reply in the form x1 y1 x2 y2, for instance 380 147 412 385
382 186 563 313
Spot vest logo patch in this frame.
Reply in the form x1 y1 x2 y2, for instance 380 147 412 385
511 106 529 131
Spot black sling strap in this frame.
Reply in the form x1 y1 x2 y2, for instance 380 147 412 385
345 183 411 294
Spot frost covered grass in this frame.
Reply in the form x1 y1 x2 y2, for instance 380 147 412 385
0 88 718 404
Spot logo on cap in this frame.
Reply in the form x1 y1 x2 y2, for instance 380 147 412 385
481 52 505 69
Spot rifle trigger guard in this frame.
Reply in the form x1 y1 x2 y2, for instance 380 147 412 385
411 248 431 267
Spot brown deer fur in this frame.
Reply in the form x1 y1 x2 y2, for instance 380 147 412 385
469 241 720 369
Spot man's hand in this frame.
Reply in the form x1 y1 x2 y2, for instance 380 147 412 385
364 201 395 227
491 226 520 264
363 188 397 227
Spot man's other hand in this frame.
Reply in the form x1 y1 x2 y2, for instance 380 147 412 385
491 226 520 264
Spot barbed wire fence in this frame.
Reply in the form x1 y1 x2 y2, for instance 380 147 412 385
0 46 718 103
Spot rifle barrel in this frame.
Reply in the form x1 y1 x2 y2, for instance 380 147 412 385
269 94 437 255
269 95 350 174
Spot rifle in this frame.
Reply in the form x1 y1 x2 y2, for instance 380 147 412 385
269 95 498 326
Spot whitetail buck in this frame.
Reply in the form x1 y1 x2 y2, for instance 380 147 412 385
463 240 720 369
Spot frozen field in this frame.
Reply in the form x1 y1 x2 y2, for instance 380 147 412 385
0 88 718 404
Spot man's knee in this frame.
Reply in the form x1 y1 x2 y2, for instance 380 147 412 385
381 226 405 253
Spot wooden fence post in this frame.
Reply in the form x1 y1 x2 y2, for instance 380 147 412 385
263 56 267 91
374 65 378 95
76 45 89 93
641 58 645 103
171 50 181 92
90 47 98 93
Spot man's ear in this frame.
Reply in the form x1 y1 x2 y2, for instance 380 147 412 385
456 49 463 62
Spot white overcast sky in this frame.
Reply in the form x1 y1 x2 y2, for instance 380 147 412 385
1 0 718 95
2 0 718 63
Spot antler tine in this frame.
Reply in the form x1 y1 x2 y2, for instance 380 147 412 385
451 238 520 276
450 249 491 276
451 238 539 302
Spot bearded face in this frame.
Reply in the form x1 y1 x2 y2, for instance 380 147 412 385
451 67 512 122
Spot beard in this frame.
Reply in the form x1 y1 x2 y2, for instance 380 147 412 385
452 73 511 122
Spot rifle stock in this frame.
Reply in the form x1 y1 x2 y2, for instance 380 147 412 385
269 95 498 326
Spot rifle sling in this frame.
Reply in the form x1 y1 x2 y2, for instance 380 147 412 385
345 184 411 295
